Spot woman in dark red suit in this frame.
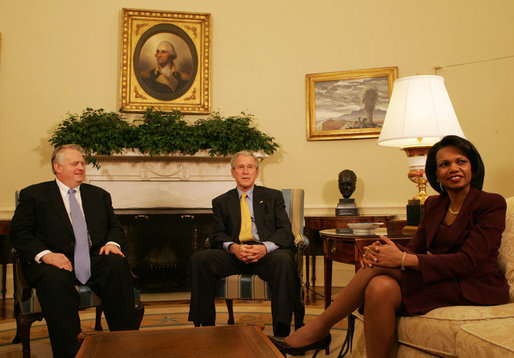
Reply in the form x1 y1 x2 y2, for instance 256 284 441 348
270 136 509 357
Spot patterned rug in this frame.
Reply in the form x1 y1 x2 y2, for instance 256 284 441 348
0 304 348 357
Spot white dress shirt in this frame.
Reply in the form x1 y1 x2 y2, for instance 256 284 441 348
35 179 119 263
222 186 279 254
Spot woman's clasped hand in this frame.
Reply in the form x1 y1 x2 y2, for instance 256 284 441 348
361 237 403 269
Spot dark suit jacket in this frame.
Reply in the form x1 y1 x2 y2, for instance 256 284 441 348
399 186 509 306
11 181 124 267
209 186 295 250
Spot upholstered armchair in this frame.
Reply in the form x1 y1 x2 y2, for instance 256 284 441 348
351 196 514 357
11 190 145 357
11 248 145 358
209 188 309 330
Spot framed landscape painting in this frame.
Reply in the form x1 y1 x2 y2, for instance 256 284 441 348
119 9 211 113
306 67 398 140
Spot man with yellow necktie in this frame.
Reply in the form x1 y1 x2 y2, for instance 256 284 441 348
188 151 298 337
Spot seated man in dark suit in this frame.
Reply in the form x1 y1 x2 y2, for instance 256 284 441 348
11 144 138 358
188 151 300 337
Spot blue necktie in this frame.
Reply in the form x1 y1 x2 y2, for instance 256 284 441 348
68 189 91 284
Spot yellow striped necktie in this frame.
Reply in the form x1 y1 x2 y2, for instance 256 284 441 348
239 193 253 243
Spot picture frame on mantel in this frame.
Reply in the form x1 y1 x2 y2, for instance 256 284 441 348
119 8 211 113
306 66 398 140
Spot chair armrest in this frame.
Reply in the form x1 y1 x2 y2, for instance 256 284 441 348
294 233 309 250
294 233 309 280
11 248 34 302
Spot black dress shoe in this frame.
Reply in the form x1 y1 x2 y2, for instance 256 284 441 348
268 334 331 356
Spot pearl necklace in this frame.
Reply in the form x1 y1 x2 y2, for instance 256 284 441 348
448 206 460 215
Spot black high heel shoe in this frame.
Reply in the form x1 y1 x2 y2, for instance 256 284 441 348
268 334 331 357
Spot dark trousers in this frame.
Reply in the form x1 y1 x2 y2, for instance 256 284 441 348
27 254 138 358
188 248 298 336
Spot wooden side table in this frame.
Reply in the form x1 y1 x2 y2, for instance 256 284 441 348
320 229 412 309
304 215 395 288
0 220 11 300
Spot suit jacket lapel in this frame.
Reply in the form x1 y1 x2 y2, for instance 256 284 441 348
48 180 74 236
444 187 480 246
80 184 93 228
228 189 241 234
253 186 266 231
424 187 480 250
424 194 448 249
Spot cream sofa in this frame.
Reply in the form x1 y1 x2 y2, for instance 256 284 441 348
351 196 514 357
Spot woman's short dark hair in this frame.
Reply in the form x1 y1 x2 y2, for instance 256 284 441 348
425 135 485 194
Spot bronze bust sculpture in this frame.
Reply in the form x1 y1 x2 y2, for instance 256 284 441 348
338 169 357 199
336 169 358 217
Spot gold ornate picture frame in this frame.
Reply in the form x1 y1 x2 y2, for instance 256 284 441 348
119 9 211 113
306 67 398 140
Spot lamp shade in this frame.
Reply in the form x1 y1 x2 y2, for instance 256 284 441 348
377 75 465 148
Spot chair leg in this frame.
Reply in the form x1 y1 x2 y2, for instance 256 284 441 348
16 314 41 358
294 281 305 330
94 306 103 331
225 299 235 325
12 302 21 343
294 299 305 331
135 301 145 329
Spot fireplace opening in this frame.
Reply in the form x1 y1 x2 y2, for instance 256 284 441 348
117 209 214 293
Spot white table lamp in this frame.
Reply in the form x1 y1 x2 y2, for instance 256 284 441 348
378 75 465 205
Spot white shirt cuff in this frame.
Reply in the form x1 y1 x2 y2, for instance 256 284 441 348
35 250 52 263
106 241 120 249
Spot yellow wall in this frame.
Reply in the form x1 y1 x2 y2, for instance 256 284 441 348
1 0 513 218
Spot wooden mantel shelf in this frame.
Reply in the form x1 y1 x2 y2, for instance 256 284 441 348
92 149 267 163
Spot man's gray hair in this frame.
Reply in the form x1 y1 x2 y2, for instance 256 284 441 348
158 41 177 61
51 144 85 174
230 151 260 169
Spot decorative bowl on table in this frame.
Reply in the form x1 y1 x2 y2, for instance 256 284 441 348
347 222 383 235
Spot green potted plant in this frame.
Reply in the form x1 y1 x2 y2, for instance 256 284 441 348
49 108 279 168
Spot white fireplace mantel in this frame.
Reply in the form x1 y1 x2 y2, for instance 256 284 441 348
85 150 265 209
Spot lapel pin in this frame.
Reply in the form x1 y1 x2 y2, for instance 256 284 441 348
259 200 264 204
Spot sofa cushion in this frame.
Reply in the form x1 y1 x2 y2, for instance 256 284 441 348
498 196 514 302
456 318 514 358
396 303 514 357
354 303 514 357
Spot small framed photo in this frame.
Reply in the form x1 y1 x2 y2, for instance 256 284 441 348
119 9 211 113
306 67 398 140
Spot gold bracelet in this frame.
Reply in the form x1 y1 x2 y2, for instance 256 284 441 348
401 252 407 271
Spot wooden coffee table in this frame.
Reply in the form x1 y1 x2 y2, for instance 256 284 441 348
76 325 283 357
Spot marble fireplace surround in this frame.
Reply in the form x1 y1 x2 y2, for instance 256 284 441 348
85 150 264 209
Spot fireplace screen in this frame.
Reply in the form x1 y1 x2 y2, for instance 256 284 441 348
117 209 214 292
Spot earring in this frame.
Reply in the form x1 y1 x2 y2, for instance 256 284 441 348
438 181 445 193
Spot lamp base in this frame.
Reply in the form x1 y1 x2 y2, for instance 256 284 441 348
407 199 424 226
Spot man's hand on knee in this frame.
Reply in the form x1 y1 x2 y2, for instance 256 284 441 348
243 245 267 263
229 243 247 262
41 252 73 271
99 243 125 257
229 243 267 263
